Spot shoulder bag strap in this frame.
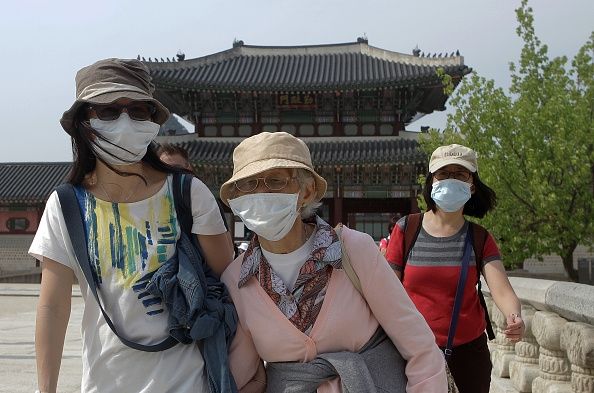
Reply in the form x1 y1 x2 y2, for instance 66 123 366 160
334 224 362 295
172 173 193 236
402 213 423 279
444 225 473 359
56 184 177 352
471 223 495 340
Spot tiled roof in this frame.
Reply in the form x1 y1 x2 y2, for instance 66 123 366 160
171 136 426 167
0 163 71 204
145 41 470 92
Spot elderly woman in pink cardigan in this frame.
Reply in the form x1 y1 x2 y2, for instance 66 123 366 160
220 132 447 393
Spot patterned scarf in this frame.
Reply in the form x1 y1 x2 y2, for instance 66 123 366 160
238 216 343 335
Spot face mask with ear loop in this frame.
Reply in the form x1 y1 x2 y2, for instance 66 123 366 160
431 178 472 212
88 113 160 166
229 192 301 241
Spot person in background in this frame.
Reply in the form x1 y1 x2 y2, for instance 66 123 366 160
29 58 234 393
379 215 400 256
158 142 194 172
158 142 236 255
385 144 525 393
220 132 448 392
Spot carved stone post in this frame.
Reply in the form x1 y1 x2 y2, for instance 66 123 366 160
531 311 571 392
509 305 539 392
492 303 517 378
560 322 594 393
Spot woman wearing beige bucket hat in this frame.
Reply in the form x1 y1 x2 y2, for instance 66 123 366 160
385 144 524 393
219 132 448 392
29 58 235 393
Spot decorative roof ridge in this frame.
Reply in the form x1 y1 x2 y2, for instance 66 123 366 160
156 134 420 144
145 41 465 71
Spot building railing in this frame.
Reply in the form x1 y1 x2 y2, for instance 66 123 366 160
482 277 594 393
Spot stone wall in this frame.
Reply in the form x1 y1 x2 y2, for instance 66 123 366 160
483 277 594 393
522 245 594 277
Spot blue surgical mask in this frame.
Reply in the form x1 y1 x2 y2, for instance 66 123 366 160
431 179 472 212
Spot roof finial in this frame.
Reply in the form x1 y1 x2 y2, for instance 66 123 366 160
412 45 421 57
137 55 140 60
176 50 185 61
233 38 244 48
357 33 368 44
456 49 460 56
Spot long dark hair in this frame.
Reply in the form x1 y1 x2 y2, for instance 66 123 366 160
422 172 497 218
67 107 188 185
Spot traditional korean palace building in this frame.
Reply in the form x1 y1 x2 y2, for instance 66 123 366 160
145 38 470 239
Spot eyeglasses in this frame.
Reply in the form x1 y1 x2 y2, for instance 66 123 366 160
235 176 297 193
88 103 156 121
434 169 472 182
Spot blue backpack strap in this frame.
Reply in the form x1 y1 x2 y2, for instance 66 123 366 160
56 183 177 352
444 226 473 359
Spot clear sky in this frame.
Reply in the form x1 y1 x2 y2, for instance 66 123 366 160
0 0 592 163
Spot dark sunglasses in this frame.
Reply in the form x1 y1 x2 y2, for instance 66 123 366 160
88 102 156 121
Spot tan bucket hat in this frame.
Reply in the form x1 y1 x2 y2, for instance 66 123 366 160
429 144 478 173
219 132 327 206
60 58 170 135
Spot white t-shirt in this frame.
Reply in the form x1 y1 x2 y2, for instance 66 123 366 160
261 227 317 291
29 175 226 393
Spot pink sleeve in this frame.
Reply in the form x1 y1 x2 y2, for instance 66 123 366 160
344 229 448 393
228 320 262 390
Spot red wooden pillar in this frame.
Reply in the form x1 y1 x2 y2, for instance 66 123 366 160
332 167 343 226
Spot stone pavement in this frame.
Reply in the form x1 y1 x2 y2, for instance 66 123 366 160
0 284 82 393
0 284 509 392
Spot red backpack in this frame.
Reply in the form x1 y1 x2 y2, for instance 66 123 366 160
402 213 495 340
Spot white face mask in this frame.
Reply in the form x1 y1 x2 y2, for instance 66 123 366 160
90 113 160 166
229 192 300 241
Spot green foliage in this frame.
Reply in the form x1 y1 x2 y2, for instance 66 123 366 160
421 0 594 281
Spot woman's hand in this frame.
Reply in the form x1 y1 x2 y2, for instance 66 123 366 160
504 313 525 342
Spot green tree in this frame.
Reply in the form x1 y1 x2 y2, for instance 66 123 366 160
421 0 594 281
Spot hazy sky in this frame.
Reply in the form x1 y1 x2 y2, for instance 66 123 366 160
1 0 592 163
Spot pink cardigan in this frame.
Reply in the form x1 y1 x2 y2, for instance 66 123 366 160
221 226 447 393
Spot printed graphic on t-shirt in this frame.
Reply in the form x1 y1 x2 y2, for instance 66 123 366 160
77 187 178 316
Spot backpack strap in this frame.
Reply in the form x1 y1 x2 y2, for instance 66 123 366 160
470 222 495 340
56 183 177 352
402 213 423 278
172 173 193 237
334 223 362 295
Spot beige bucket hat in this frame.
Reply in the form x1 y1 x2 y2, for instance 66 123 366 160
219 132 327 206
429 144 478 173
60 58 170 135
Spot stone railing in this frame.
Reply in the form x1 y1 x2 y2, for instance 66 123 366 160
482 277 594 393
